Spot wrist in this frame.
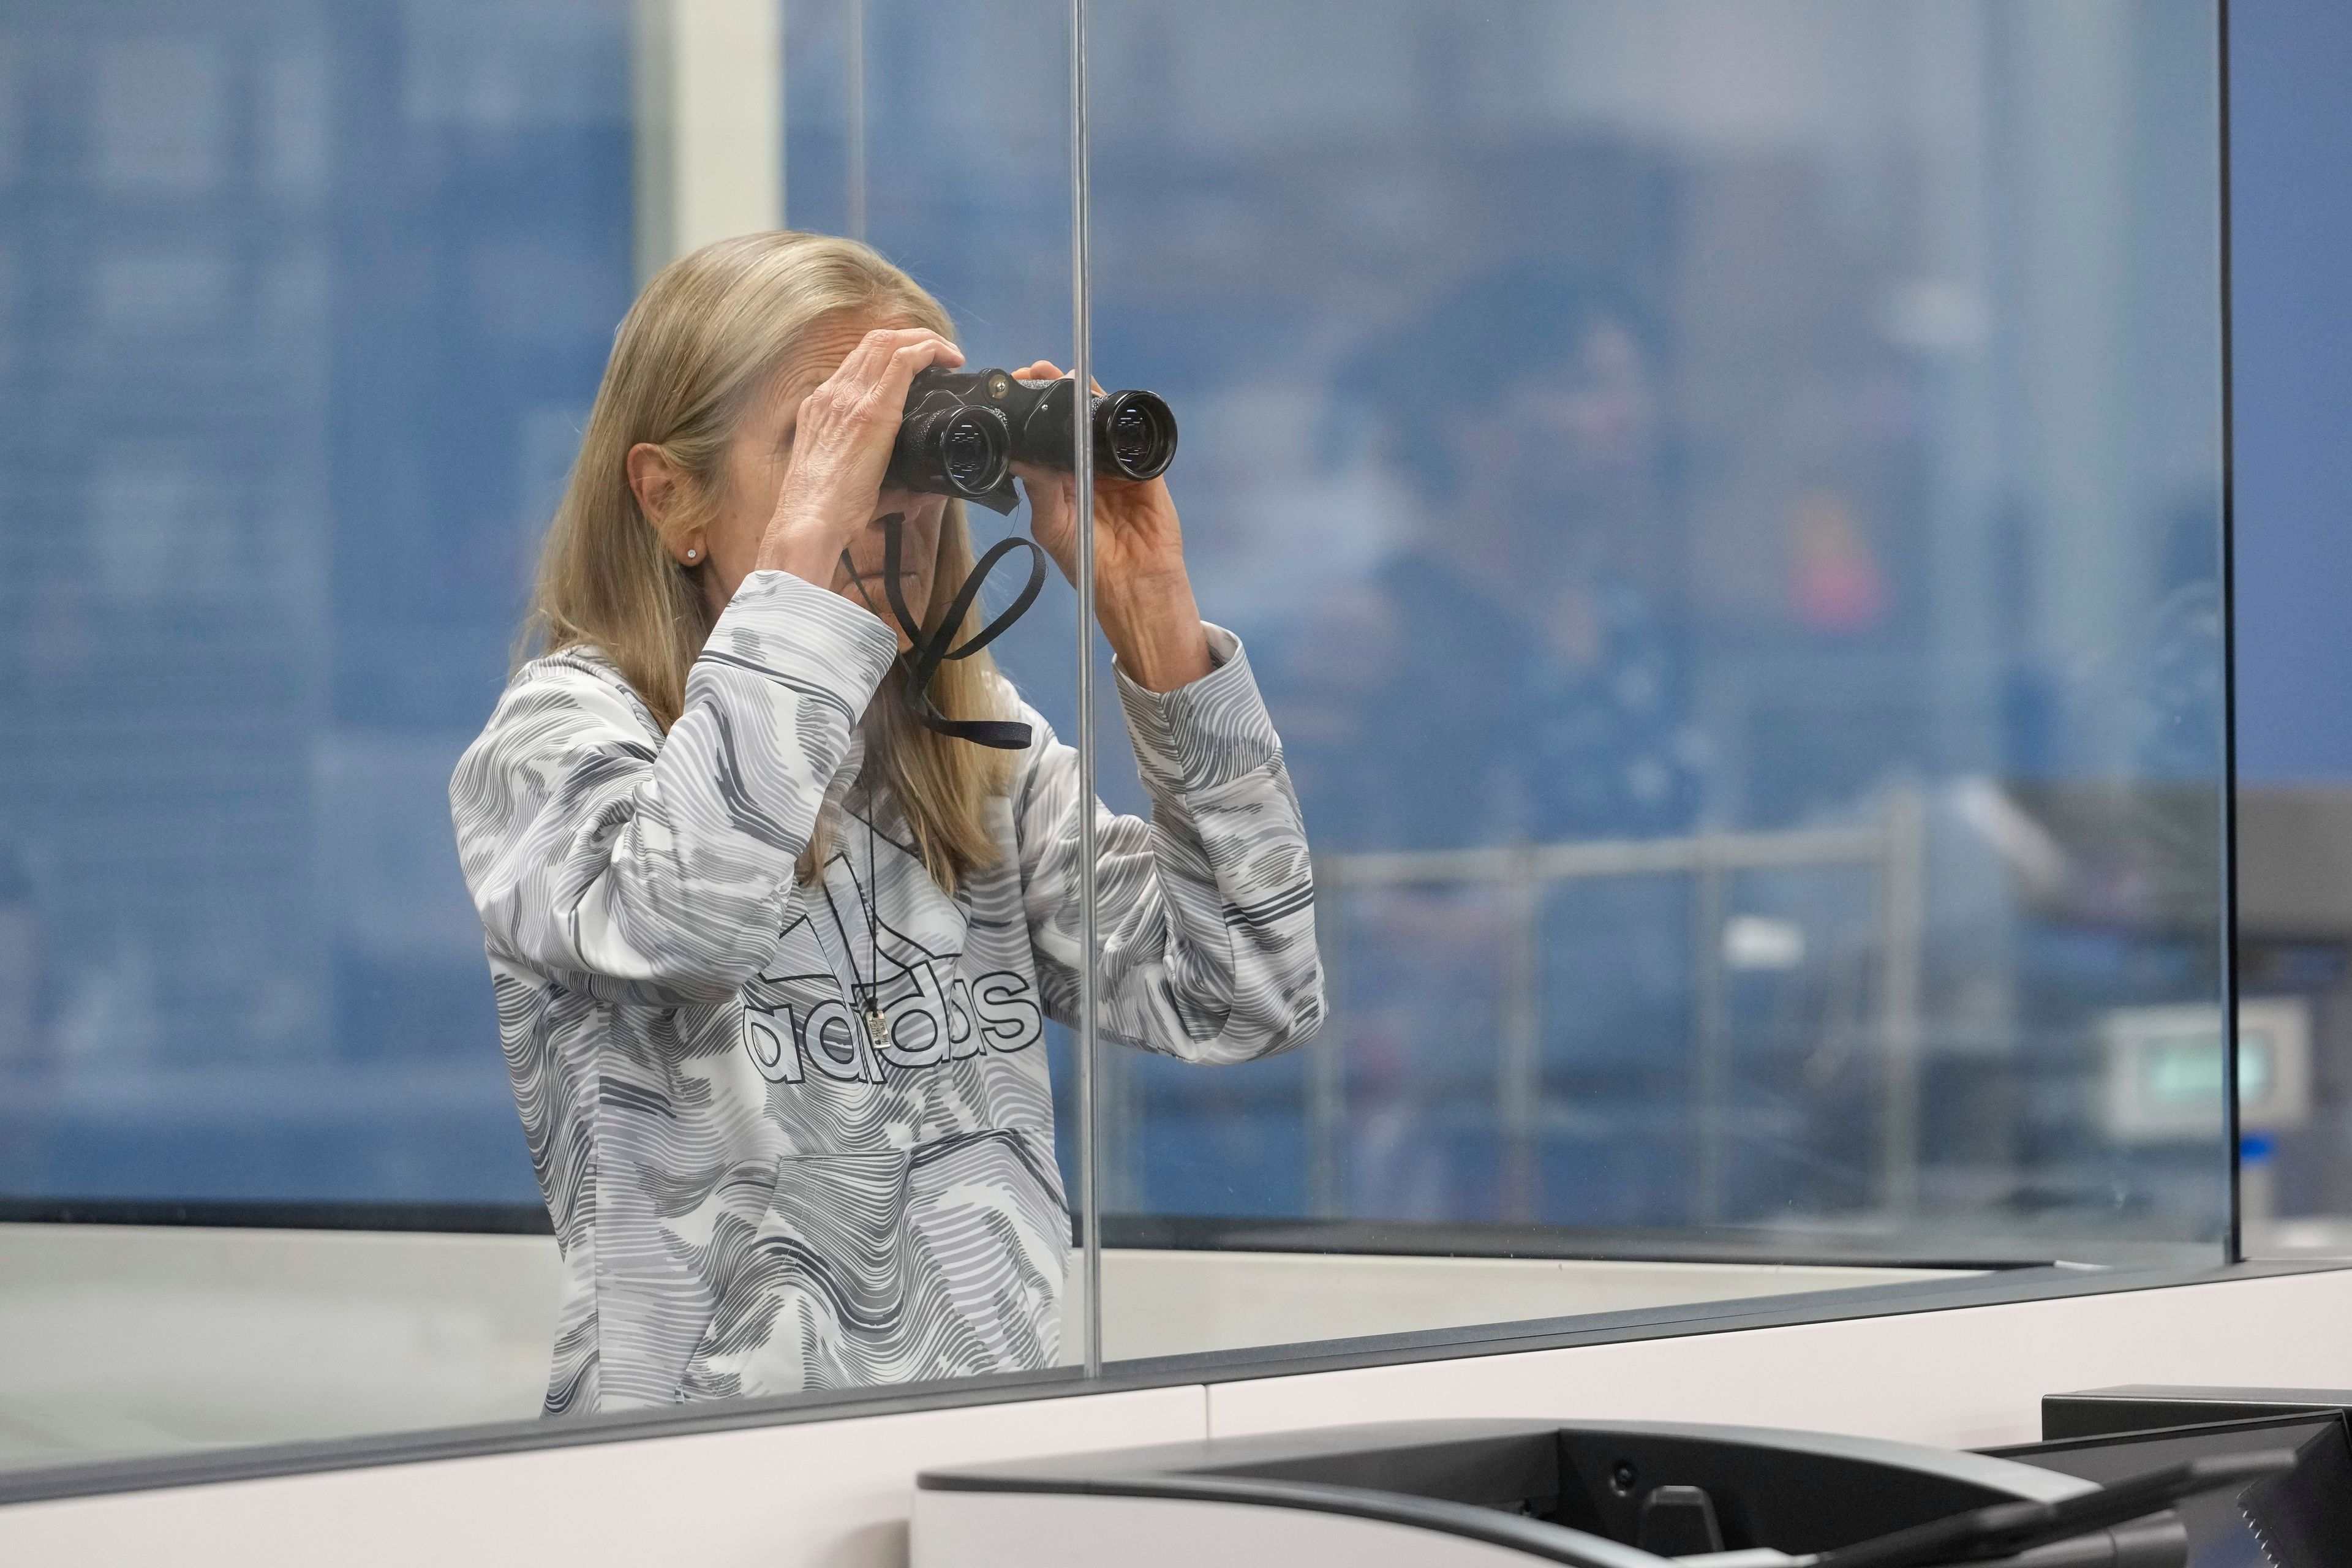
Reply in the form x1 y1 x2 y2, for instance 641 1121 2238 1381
1095 562 1192 620
755 516 843 585
1098 570 1211 693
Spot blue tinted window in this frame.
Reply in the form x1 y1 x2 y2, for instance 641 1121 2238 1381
0 1 632 1203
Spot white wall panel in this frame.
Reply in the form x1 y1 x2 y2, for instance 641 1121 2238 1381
1205 1268 2352 1451
0 1223 559 1467
914 1490 1547 1568
0 1223 1949 1471
4 1271 2350 1566
1099 1250 1958 1361
0 1385 1207 1568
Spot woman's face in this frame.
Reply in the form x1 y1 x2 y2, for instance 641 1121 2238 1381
697 312 949 649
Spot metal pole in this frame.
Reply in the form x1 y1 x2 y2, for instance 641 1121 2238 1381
1067 0 1101 1381
1498 845 1541 1221
1690 840 1727 1223
1099 1025 1136 1211
1878 785 1927 1214
1295 824 1905 1234
2215 0 2244 1267
845 0 866 240
1325 825 1884 889
1308 869 1346 1217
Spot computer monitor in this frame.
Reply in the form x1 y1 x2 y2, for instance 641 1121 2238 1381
1991 1411 2352 1567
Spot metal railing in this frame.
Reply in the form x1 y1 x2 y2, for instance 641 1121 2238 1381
1299 788 1928 1224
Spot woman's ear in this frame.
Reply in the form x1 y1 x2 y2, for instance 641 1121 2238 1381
625 442 705 565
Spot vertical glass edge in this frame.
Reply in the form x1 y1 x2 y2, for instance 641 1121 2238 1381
1069 0 1104 1377
2217 0 2244 1267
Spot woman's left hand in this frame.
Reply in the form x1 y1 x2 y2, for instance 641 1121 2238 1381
1010 361 1212 692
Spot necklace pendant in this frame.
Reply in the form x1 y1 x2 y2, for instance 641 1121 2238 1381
864 1008 889 1048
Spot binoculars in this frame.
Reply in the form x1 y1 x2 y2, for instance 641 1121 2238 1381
886 367 1178 515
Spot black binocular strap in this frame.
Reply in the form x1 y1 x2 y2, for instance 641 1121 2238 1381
839 513 1047 750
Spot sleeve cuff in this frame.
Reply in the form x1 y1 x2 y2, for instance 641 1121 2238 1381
1114 624 1280 792
692 569 901 718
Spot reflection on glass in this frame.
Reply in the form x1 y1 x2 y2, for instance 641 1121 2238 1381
0 0 2246 1486
0 2 639 1212
0 0 1138 1468
0 1 644 1472
1080 0 2228 1357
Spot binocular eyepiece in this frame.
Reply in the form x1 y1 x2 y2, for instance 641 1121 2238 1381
886 367 1179 515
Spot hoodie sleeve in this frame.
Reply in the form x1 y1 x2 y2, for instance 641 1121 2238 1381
1014 625 1324 1065
450 570 901 1006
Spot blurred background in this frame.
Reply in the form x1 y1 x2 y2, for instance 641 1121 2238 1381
1057 0 2232 1265
0 0 644 1205
0 0 1084 1210
0 0 2332 1275
2226 0 2352 1260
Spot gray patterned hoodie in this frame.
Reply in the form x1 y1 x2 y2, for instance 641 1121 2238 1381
450 570 1321 1412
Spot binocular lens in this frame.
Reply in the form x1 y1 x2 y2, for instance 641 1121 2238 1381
1107 406 1154 469
891 405 1012 502
1096 391 1178 481
941 420 997 488
891 368 1178 514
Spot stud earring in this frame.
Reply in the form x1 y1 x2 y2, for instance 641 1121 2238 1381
685 547 698 561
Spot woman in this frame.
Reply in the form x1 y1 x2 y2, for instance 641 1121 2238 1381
450 232 1321 1413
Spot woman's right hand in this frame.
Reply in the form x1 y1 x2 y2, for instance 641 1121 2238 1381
755 326 963 588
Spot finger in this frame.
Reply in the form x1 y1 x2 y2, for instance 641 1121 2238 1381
1023 362 1103 396
834 326 911 386
872 335 964 408
1013 459 1076 489
839 333 960 418
1014 467 1074 515
835 328 959 393
853 328 955 388
899 330 965 371
856 326 949 358
906 328 964 369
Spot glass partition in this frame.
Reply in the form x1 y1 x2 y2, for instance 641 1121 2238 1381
2223 2 2352 1265
0 0 2242 1496
0 0 1085 1472
1078 0 2232 1362
0 0 631 1212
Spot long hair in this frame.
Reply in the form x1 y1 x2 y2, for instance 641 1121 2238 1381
519 231 1014 892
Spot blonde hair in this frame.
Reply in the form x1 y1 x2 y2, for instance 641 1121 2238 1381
520 231 1014 892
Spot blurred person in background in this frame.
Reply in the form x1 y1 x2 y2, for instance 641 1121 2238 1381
0 845 45 1071
450 233 1321 1412
1290 260 1703 848
0 843 47 1194
1278 261 1705 1220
